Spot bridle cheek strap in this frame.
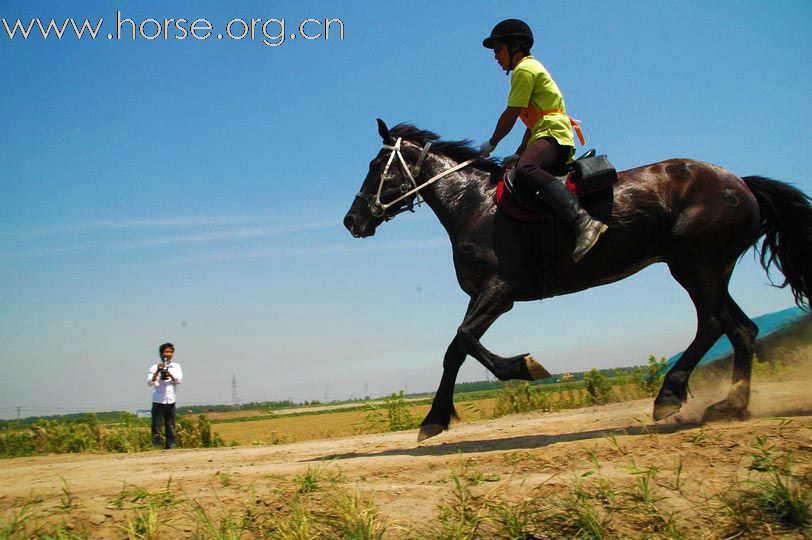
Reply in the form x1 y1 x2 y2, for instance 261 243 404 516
361 138 477 221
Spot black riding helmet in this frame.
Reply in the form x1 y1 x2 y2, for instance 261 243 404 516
482 19 534 50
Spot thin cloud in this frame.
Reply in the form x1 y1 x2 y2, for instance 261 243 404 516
152 237 449 266
0 220 340 259
117 220 339 249
0 215 273 240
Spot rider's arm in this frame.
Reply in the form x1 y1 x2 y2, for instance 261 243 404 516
516 128 531 155
487 106 521 147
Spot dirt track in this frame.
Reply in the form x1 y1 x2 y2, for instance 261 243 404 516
2 377 811 537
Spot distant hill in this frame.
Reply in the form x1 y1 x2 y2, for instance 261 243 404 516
666 306 810 368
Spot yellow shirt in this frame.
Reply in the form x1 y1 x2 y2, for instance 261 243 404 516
507 55 575 153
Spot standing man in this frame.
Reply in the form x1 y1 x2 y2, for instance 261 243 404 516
148 342 183 449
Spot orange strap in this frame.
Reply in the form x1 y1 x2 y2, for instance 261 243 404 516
519 106 586 146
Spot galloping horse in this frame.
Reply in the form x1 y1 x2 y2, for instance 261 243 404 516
344 119 812 442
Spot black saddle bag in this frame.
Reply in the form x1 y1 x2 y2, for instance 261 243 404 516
570 155 618 194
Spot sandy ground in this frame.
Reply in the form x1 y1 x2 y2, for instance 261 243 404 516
2 375 811 537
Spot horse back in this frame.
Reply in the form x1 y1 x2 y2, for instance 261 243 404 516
544 158 761 296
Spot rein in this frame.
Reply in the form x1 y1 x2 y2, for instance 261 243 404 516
356 138 478 221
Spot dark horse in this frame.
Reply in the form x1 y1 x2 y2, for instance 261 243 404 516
344 119 812 442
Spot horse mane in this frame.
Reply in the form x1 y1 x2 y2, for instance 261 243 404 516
390 123 503 175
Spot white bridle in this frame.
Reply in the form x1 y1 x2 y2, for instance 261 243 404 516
357 138 478 221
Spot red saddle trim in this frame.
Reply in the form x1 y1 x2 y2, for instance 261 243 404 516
495 178 543 223
495 171 616 223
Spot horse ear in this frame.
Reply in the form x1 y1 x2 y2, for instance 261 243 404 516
376 118 394 145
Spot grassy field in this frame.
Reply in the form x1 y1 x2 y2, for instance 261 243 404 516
211 398 499 445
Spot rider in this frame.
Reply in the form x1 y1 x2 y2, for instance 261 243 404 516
479 19 607 262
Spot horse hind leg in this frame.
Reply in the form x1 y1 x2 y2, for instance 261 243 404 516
653 265 727 420
702 292 758 421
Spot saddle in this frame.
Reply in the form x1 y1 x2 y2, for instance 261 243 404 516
495 150 619 223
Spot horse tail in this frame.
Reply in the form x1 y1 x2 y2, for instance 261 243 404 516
743 176 812 308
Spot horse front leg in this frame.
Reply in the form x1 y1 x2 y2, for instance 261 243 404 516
419 297 481 442
418 280 552 440
418 335 466 442
456 279 551 382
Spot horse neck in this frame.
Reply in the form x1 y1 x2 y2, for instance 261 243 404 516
418 154 493 236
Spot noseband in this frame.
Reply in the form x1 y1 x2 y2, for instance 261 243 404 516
355 138 478 221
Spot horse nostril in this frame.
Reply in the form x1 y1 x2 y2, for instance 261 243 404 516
343 214 355 232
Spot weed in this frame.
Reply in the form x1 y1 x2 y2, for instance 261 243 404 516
322 490 387 540
121 500 161 540
58 477 75 512
594 477 617 507
605 434 628 456
745 443 810 530
672 457 685 491
775 417 794 436
39 523 90 539
463 467 501 486
720 436 811 534
108 479 179 510
627 462 660 505
432 471 488 539
216 470 233 488
267 502 314 539
190 498 246 540
0 502 38 539
685 429 710 446
500 452 534 466
293 466 322 494
451 457 501 487
586 448 601 471
554 480 607 539
487 497 542 539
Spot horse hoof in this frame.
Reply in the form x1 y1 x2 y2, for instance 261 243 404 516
652 400 682 421
524 355 551 380
702 401 750 422
417 424 445 442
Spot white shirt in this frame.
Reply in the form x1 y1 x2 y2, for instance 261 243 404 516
147 362 183 404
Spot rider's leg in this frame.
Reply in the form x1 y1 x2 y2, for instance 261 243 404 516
513 137 608 262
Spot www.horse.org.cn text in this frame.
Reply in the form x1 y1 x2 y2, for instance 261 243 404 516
2 11 345 47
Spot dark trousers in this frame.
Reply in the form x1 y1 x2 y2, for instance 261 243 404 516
151 402 176 449
514 137 572 195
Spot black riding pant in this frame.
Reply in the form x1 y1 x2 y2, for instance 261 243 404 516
513 137 572 198
151 402 176 449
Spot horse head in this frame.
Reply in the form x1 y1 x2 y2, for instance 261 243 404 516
344 119 427 238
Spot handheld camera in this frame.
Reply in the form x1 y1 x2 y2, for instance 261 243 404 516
159 356 170 380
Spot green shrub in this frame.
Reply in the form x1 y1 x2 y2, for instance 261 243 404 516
362 391 421 432
0 413 223 458
175 415 225 448
632 355 667 396
584 369 613 405
494 381 554 416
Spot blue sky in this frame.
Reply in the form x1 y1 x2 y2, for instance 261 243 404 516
1 1 810 418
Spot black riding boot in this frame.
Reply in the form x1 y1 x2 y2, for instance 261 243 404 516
529 179 608 262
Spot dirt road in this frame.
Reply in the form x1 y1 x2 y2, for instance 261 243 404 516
2 379 811 538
